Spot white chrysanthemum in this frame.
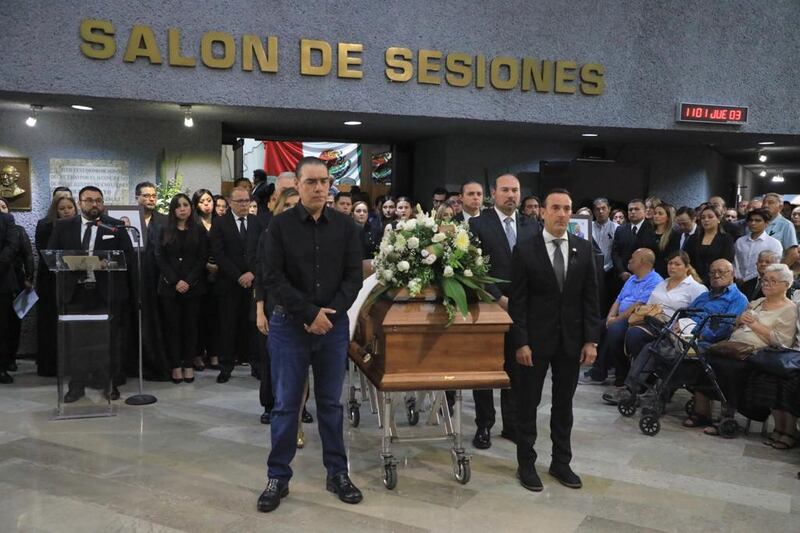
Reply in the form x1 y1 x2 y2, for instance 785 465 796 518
443 266 454 277
397 261 410 272
407 236 420 249
395 234 406 249
464 269 473 277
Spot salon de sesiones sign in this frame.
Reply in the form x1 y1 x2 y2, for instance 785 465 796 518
78 19 605 95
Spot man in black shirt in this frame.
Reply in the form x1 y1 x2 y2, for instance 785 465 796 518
258 156 363 513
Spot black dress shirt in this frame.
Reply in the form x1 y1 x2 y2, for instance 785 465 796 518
262 203 363 326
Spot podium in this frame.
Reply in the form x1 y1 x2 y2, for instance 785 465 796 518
41 249 127 419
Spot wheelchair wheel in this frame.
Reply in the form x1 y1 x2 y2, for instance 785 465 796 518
639 415 661 436
684 398 695 417
618 397 637 418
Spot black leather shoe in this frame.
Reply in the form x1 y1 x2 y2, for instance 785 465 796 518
517 463 543 492
257 478 289 512
472 427 491 449
302 409 313 423
216 370 231 384
549 463 582 488
64 386 85 403
0 371 13 384
326 473 363 504
260 409 271 425
103 386 120 401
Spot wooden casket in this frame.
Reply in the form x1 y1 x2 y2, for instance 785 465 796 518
351 299 512 392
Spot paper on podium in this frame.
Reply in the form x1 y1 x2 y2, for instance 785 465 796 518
62 255 102 271
13 289 39 319
58 314 110 321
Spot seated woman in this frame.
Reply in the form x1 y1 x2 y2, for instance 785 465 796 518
623 251 708 369
684 263 797 435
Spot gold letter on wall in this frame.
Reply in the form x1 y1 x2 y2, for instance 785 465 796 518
337 42 363 79
123 25 162 64
580 63 605 95
445 53 472 87
300 39 332 76
79 19 116 60
242 35 278 72
554 60 577 94
168 28 196 67
418 49 442 85
490 56 519 90
521 58 553 92
201 31 235 69
385 47 413 82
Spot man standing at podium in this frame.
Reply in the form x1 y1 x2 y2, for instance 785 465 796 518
509 188 600 491
48 186 135 402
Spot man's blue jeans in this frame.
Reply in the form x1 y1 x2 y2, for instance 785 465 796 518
267 309 349 481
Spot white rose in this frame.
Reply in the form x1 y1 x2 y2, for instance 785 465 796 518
383 270 394 281
431 232 446 243
395 234 406 249
424 218 436 228
423 254 437 265
477 248 482 256
475 256 483 265
407 236 420 249
443 266 454 277
404 218 417 230
464 269 473 277
397 261 410 272
421 249 429 258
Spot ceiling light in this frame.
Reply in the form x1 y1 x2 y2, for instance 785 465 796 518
343 120 362 126
772 175 784 183
758 141 775 145
71 104 93 111
25 105 42 127
758 153 768 163
182 105 193 128
581 133 598 137
759 170 767 177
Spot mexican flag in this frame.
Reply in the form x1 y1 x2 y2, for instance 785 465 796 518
264 141 361 185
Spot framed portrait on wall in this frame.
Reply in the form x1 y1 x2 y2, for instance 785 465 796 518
0 157 32 211
567 214 592 242
105 204 147 249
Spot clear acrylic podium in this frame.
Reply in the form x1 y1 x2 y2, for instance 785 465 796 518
41 249 127 419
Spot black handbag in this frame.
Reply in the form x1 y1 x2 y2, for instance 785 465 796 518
747 348 800 378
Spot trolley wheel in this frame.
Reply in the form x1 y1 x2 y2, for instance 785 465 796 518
454 458 471 484
383 463 397 490
407 406 419 426
618 397 637 418
718 418 739 439
348 405 360 427
639 415 661 436
684 398 695 417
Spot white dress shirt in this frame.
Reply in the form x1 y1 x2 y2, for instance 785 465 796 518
631 220 644 235
734 231 783 281
462 209 479 224
79 215 98 252
542 228 570 278
236 215 248 232
494 206 517 241
646 276 708 317
679 224 697 250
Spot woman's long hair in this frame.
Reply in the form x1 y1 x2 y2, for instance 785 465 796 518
666 250 702 283
163 193 198 246
273 188 299 214
192 188 214 219
654 203 675 251
46 195 78 222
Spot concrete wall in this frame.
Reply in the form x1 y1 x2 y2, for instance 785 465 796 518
2 0 798 134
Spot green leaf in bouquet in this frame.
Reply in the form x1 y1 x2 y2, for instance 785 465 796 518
441 277 469 319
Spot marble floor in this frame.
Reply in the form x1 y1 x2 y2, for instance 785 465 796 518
0 361 799 533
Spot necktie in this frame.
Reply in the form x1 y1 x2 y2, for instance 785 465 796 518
238 217 247 239
552 238 565 291
504 217 516 250
632 225 638 236
81 221 93 250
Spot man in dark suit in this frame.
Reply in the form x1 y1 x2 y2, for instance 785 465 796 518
468 174 539 449
0 212 20 384
210 186 263 383
453 181 483 224
611 199 652 285
510 188 601 492
47 186 136 401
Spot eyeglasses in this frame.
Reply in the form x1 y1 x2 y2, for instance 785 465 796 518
761 278 785 285
708 269 732 277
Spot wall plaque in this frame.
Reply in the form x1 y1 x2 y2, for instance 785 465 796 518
49 159 129 204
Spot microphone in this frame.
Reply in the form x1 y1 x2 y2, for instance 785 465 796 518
95 219 122 233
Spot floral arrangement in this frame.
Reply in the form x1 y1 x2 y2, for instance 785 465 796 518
370 207 504 325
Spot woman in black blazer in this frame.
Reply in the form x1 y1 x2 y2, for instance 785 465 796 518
685 206 735 285
155 194 208 383
192 188 219 370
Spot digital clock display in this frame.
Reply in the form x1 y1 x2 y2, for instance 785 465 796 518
677 103 748 125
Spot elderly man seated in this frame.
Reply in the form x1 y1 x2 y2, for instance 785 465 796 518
581 248 663 387
684 263 796 437
624 259 748 403
737 249 781 301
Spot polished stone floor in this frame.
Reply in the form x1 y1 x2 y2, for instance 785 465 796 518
0 360 799 532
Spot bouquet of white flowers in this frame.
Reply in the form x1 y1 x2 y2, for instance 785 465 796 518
371 207 505 325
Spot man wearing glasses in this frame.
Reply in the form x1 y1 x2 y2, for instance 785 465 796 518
47 186 136 402
209 187 263 383
258 156 363 512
